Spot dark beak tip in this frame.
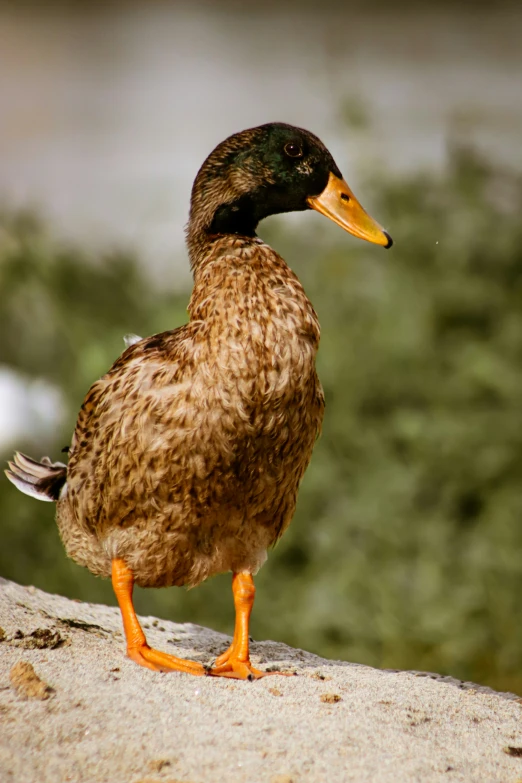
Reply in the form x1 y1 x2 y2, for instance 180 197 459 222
383 231 393 249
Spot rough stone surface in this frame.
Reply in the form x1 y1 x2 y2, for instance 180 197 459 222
1 577 521 783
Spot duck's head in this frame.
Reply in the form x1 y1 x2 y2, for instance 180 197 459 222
187 122 392 261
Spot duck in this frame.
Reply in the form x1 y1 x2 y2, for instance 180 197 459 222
6 122 392 679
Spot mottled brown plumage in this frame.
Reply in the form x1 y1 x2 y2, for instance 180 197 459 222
6 122 391 677
62 235 323 589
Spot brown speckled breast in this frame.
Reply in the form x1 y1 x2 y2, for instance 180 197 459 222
57 238 324 588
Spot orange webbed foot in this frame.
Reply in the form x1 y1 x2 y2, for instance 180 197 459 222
209 658 275 680
127 644 206 675
112 559 206 676
210 645 294 679
209 572 294 679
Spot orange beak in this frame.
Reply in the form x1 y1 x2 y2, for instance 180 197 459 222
307 172 392 248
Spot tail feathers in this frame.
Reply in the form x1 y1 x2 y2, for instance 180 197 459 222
5 452 67 502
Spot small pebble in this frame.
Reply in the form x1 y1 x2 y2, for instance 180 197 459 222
10 661 54 700
320 693 342 704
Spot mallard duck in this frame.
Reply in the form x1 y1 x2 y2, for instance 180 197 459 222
6 123 391 679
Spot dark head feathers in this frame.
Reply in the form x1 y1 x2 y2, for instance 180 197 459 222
186 122 343 262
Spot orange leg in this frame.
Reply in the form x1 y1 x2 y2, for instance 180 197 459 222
210 572 290 680
111 558 205 675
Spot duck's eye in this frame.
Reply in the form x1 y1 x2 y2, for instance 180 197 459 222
284 142 303 159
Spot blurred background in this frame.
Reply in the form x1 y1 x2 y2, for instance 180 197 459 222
2 0 522 694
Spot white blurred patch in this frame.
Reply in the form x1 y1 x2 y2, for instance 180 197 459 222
123 334 143 348
0 366 65 450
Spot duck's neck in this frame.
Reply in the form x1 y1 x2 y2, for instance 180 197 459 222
187 219 259 275
186 189 281 272
187 229 263 285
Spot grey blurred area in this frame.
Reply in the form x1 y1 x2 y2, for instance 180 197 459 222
1 1 521 275
2 1 522 696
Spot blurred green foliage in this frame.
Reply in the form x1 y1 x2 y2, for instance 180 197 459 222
2 144 522 694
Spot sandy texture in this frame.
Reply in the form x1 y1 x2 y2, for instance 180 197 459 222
1 577 522 783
